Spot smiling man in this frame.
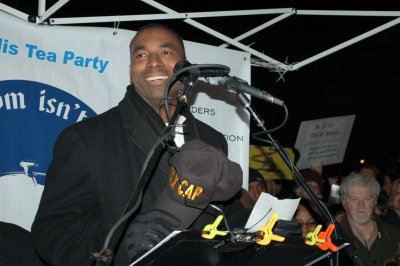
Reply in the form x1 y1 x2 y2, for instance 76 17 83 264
338 174 400 266
31 23 247 266
128 24 186 122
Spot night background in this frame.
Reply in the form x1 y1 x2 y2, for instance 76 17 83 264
2 0 400 177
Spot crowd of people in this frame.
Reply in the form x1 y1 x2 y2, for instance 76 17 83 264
1 22 400 266
249 157 400 266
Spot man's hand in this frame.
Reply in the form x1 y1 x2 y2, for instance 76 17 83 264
125 209 180 262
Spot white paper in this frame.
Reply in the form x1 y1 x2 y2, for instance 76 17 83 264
129 231 181 266
244 193 300 233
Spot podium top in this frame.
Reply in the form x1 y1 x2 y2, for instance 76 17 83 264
131 230 346 266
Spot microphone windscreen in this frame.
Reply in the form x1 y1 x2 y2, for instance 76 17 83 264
153 139 243 229
173 60 191 73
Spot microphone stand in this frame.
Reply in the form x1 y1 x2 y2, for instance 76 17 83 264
235 92 365 266
94 78 196 266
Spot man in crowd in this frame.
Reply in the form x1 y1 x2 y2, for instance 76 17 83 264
247 168 268 204
297 168 324 200
338 174 400 266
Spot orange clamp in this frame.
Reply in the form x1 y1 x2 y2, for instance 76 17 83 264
316 224 338 252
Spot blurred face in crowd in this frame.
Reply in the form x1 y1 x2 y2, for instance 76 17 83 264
129 26 186 115
307 181 321 198
342 186 375 225
266 179 281 197
392 181 400 214
359 166 379 179
298 181 321 199
382 175 393 196
295 204 317 238
248 180 267 203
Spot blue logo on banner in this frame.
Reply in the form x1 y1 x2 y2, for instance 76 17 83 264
0 80 97 185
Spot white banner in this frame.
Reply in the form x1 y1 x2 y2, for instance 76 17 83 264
0 10 250 231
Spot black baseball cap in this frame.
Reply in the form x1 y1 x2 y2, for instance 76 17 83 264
153 139 243 229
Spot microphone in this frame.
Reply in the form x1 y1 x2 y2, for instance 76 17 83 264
173 60 230 80
174 60 284 106
208 76 284 106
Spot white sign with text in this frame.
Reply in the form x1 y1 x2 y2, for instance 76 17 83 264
294 115 356 170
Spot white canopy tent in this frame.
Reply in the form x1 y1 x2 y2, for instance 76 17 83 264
1 0 400 75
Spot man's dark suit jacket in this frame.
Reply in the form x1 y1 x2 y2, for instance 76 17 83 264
31 86 240 266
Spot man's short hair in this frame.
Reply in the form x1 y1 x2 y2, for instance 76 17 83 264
129 23 186 60
339 173 381 202
248 168 267 188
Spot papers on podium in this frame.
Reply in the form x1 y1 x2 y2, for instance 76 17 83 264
244 192 300 233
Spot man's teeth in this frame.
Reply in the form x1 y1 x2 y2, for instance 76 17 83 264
146 76 168 81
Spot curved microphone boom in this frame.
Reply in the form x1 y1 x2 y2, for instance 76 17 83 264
173 60 284 106
164 60 230 119
173 60 230 81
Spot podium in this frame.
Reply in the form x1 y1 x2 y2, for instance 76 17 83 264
131 230 347 266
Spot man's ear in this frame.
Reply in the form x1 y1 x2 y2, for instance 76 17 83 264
341 199 347 211
129 66 133 83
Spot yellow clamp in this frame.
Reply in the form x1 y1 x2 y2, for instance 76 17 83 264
305 224 325 246
201 215 228 239
256 213 285 246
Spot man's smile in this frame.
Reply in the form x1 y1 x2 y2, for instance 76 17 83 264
145 75 168 81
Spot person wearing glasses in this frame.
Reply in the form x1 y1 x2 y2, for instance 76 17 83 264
294 198 323 238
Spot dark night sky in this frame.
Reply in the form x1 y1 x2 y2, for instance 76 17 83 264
2 0 400 176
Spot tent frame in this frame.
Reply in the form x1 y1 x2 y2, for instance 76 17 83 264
2 0 400 74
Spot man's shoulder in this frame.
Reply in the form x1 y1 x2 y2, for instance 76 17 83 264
336 215 355 237
57 106 121 142
68 106 119 130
